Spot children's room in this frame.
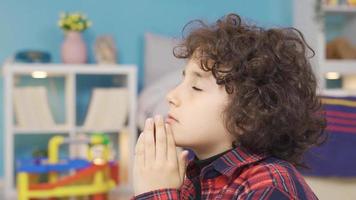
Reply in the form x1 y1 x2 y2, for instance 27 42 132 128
0 0 356 199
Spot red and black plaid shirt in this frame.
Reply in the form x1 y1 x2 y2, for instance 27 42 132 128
132 146 318 200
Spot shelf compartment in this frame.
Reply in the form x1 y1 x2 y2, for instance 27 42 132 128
321 60 356 74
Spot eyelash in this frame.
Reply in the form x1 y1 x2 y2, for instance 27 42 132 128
192 86 203 91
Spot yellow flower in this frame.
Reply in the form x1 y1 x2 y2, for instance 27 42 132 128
73 14 80 20
64 18 71 25
58 11 91 32
78 23 84 30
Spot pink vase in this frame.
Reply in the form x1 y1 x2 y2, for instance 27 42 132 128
61 31 87 64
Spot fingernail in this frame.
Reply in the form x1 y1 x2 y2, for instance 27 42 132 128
155 115 162 122
146 118 153 128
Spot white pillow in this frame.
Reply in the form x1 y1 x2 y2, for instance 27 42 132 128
138 33 187 130
144 33 186 86
137 69 182 131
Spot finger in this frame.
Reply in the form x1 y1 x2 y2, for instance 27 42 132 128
144 118 155 164
166 123 177 162
178 149 189 181
155 115 167 162
134 132 145 167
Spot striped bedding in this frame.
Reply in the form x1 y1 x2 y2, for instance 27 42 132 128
302 96 356 177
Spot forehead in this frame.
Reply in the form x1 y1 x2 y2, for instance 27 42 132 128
184 58 212 78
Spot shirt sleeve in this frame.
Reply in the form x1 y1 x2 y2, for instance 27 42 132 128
130 188 180 200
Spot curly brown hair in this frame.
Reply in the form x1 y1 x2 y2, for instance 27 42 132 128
173 13 327 167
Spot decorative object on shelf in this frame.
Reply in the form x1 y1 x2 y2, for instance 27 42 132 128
13 86 55 129
326 77 342 88
83 88 128 130
14 50 51 63
326 37 356 59
315 0 356 27
58 12 92 64
94 35 118 65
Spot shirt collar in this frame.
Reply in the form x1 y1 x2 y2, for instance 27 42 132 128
186 146 268 180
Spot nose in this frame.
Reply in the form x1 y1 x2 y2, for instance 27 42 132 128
166 85 180 107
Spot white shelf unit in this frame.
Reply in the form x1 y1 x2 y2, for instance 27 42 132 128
294 0 356 96
2 63 138 198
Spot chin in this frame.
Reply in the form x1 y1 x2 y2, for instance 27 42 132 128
173 135 194 149
171 132 185 147
171 127 194 147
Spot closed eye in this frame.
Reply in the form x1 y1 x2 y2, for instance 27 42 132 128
192 86 203 91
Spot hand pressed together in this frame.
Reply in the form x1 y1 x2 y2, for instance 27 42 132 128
133 115 189 196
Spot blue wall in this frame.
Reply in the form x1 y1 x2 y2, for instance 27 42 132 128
0 0 292 177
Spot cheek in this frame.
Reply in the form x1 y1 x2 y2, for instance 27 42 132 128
176 106 224 134
173 93 227 130
186 97 225 124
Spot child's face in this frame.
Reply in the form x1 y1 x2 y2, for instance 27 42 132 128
166 58 235 158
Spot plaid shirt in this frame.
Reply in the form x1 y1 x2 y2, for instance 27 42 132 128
132 146 318 200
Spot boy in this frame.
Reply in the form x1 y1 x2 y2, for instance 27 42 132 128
132 13 326 200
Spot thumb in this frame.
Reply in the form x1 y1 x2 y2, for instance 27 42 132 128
178 150 189 181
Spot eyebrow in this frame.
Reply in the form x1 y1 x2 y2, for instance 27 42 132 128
182 69 209 78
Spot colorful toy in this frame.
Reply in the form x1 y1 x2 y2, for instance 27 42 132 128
16 134 119 200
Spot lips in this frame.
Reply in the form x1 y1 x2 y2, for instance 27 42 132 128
166 114 179 123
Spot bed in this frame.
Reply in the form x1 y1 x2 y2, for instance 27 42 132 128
137 33 185 131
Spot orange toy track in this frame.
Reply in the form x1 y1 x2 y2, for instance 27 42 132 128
29 164 108 190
